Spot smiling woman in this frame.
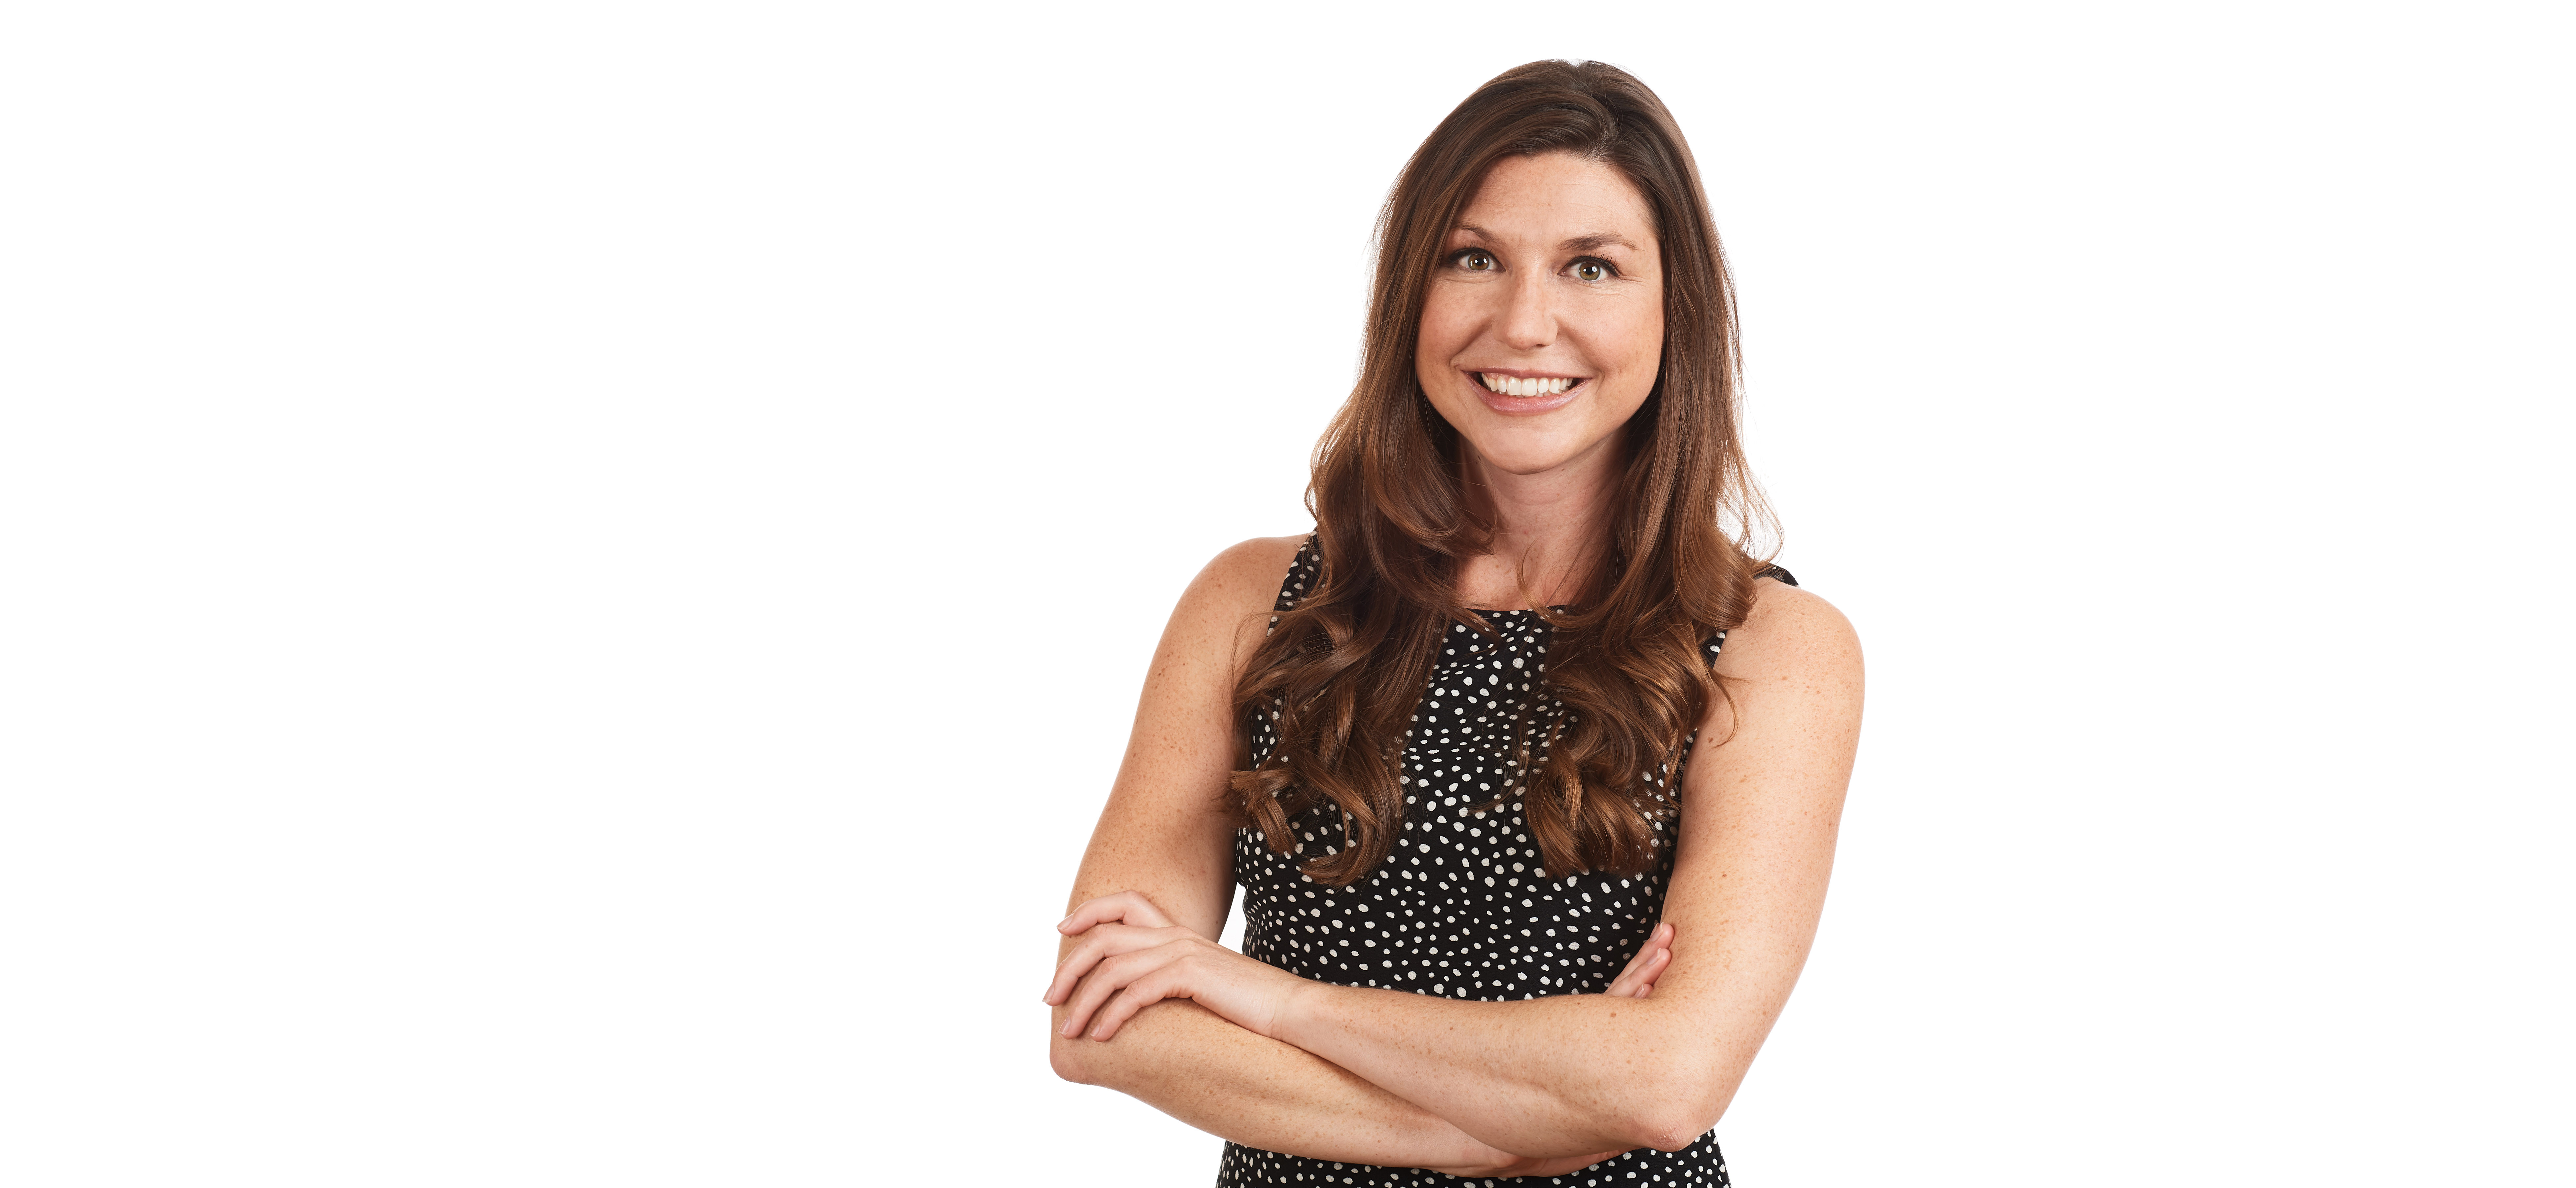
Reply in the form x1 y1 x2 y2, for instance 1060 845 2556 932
1045 60 1862 1187
1425 154 1667 464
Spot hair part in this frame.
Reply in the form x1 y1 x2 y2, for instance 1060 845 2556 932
1229 59 1776 887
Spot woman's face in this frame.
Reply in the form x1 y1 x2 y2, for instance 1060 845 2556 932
1415 152 1664 479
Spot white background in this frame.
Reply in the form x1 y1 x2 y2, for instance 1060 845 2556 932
2 2 2568 1184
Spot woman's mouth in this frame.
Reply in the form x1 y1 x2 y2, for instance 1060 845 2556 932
1476 372 1587 397
1467 370 1590 414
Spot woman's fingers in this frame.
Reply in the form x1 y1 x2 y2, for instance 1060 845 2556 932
1047 891 1187 1007
1629 947 1669 998
1082 964 1191 1041
1047 891 1199 1008
1056 946 1170 1038
1041 923 1174 1005
1604 922 1674 998
1605 948 1669 1000
1053 932 1306 1043
1057 890 1175 936
1635 921 1675 994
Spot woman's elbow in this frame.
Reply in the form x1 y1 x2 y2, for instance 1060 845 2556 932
1617 1070 1739 1152
1049 1032 1101 1086
1617 1107 1712 1155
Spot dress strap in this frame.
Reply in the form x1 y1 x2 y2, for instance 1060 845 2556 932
1702 563 1798 664
1274 534 1321 613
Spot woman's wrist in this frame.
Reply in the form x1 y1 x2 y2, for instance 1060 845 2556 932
1266 973 1335 1047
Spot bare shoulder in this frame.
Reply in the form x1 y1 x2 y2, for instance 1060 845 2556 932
1713 574 1864 688
1161 534 1311 674
1680 573 1864 823
1186 534 1310 615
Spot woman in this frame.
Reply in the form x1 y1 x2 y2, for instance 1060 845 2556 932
1044 60 1862 1186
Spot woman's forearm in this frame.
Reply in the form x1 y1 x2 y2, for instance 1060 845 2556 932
1051 998 1497 1169
1273 985 1734 1156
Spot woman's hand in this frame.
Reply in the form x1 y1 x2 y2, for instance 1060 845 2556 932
1603 921 1674 998
1046 891 1312 1042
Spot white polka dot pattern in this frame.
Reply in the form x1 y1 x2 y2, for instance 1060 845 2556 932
1219 539 1740 1187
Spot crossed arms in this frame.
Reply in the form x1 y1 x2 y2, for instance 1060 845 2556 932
1046 536 1862 1176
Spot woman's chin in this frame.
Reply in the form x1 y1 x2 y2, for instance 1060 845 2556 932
1461 436 1610 478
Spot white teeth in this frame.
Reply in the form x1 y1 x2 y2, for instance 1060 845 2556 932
1480 374 1584 396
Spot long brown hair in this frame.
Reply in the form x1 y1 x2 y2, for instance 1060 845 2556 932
1229 60 1775 887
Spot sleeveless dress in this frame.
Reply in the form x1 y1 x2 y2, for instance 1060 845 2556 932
1217 538 1794 1188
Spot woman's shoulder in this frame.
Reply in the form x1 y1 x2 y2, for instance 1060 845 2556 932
1191 534 1309 606
1163 534 1313 650
1205 533 1310 588
1719 568 1862 679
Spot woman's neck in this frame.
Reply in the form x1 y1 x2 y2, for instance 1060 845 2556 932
1455 438 1624 610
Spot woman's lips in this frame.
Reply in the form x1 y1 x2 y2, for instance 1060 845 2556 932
1467 370 1586 415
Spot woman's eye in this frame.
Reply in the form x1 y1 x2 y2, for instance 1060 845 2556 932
1460 251 1496 272
1573 260 1608 282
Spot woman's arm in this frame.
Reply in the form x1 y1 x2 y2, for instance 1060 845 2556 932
1046 536 1617 1174
1057 578 1863 1157
1057 987 1502 1167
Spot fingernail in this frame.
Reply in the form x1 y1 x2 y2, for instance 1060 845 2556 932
1060 1020 1078 1036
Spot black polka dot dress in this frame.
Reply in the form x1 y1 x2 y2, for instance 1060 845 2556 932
1218 539 1792 1187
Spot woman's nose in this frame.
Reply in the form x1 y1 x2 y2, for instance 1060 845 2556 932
1496 271 1556 350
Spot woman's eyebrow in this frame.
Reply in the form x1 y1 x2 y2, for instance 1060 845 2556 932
1560 233 1640 254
